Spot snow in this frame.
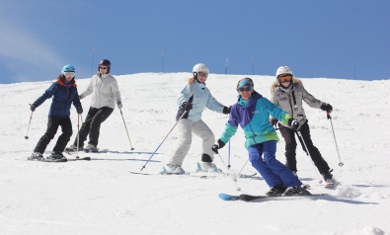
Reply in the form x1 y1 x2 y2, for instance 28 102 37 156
1 73 390 235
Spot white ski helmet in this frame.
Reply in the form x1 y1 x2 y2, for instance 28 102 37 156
276 65 293 78
192 63 209 76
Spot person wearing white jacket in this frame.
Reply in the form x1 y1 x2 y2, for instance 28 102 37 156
66 59 122 152
161 63 231 174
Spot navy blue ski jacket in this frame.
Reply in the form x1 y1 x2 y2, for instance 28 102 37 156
33 78 82 118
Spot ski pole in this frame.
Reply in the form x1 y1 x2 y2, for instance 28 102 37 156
140 111 187 171
119 108 134 150
235 158 250 181
76 114 81 159
327 114 344 166
25 111 34 139
227 141 231 169
297 130 323 184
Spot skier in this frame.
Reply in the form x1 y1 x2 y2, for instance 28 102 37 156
66 59 122 153
270 65 334 186
28 65 83 161
161 63 231 174
212 77 311 196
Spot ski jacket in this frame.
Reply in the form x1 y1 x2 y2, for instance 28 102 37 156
219 91 292 149
33 78 82 118
176 80 224 122
270 78 323 127
80 73 122 109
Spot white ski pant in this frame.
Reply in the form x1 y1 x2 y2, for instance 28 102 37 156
167 119 215 166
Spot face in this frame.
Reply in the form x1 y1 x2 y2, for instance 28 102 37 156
238 85 253 100
99 66 108 74
197 71 208 83
279 74 292 87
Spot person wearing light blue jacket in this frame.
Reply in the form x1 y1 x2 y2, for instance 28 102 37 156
161 63 231 175
211 78 311 197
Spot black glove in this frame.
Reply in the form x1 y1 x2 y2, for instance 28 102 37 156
288 118 300 131
30 104 36 112
320 103 333 113
222 106 231 115
77 107 83 114
79 94 84 100
211 139 226 154
270 117 278 126
181 102 193 112
117 101 123 109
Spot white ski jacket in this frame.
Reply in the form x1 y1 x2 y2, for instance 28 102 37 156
80 73 122 109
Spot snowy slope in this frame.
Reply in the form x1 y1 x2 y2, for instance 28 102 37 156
0 73 389 235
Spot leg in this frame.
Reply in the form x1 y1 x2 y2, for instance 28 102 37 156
167 119 193 166
262 140 301 187
33 116 60 153
279 125 298 172
297 121 330 175
248 143 283 187
88 107 113 147
52 117 73 152
74 108 99 147
191 119 215 162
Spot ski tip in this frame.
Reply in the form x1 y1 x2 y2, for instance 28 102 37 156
218 193 239 201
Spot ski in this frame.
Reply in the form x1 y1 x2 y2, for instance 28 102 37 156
129 170 257 179
129 171 218 179
67 157 91 161
218 193 329 202
28 158 67 163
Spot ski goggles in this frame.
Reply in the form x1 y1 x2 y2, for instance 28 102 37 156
238 85 253 92
278 75 292 83
63 72 75 78
198 72 208 77
99 67 108 70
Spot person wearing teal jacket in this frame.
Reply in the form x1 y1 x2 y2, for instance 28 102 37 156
212 77 311 197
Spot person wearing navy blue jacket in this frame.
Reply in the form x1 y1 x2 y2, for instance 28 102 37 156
28 64 83 161
212 78 311 197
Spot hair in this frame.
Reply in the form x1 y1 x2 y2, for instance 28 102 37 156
188 77 195 84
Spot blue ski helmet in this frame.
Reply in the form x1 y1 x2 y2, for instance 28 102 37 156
62 64 75 73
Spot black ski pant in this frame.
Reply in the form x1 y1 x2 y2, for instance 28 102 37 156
34 116 73 153
278 120 330 175
74 107 113 147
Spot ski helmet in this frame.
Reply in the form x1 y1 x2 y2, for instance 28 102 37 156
98 59 111 73
62 64 75 73
276 66 293 79
192 63 209 77
236 77 254 91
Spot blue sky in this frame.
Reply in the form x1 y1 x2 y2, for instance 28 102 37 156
1 0 389 84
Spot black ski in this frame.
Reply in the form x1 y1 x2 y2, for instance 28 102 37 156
67 157 91 161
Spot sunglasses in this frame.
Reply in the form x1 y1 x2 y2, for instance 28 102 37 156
279 75 292 83
99 67 108 70
63 72 75 77
238 86 253 92
198 72 208 77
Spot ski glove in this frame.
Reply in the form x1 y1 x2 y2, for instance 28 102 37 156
181 102 193 112
270 117 278 126
211 139 226 154
79 94 85 100
288 118 300 131
117 101 123 109
320 103 333 114
77 107 83 114
30 104 36 112
222 106 231 115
